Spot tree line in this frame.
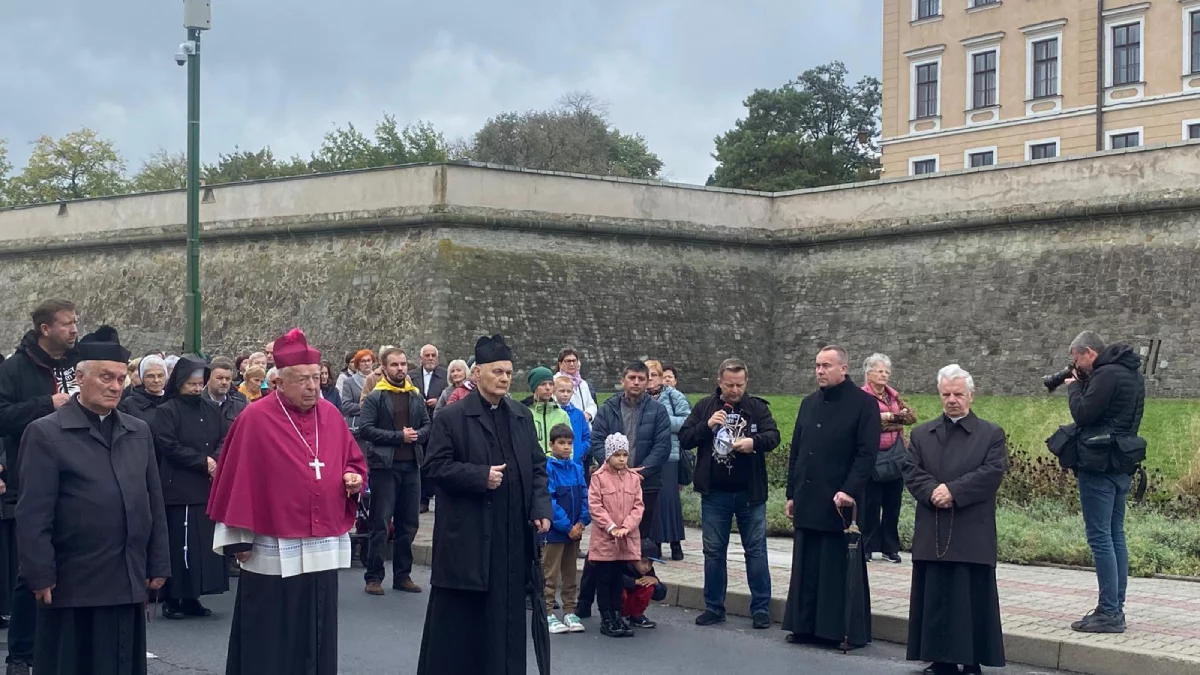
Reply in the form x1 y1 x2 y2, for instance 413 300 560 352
0 62 880 208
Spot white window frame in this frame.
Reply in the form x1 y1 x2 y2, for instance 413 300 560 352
1182 118 1200 140
1184 2 1200 84
1024 137 1060 161
909 154 940 176
909 50 944 125
1103 4 1148 103
966 47 1000 110
1106 126 1144 150
912 0 942 22
963 146 998 168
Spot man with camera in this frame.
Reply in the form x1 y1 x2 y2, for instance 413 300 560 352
1062 331 1145 634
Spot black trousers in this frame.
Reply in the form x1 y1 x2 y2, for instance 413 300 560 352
579 488 659 614
863 478 903 555
364 460 421 584
592 561 627 613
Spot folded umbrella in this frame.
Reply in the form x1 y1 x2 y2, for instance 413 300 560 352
838 505 870 654
526 526 551 675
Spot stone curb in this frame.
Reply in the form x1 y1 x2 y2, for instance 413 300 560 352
411 541 1197 675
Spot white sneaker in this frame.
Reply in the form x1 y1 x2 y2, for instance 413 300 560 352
564 613 585 633
547 614 569 634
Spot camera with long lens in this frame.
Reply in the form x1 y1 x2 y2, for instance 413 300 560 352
1042 365 1076 393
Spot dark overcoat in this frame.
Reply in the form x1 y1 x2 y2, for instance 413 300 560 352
359 388 432 468
409 365 450 404
902 412 1008 566
786 378 880 533
117 386 165 428
153 361 227 506
422 390 551 591
16 398 170 607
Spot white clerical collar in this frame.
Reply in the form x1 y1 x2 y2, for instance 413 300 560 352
949 414 967 423
99 413 110 422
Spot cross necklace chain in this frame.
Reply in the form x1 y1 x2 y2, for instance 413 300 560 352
278 396 324 479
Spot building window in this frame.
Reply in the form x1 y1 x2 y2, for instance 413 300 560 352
971 50 997 108
1187 123 1200 139
971 0 999 7
1109 130 1141 149
1191 10 1200 74
911 157 938 175
1112 23 1141 86
1033 38 1059 98
1029 141 1057 160
916 63 939 118
917 0 940 20
968 151 995 167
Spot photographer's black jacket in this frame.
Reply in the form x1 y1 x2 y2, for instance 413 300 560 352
679 390 780 504
1068 344 1145 471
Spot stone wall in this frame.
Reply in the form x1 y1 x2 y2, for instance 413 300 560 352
1 144 1199 396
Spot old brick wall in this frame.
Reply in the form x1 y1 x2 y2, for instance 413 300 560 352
0 231 443 364
774 210 1200 396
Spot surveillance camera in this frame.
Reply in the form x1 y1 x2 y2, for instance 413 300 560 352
175 51 188 66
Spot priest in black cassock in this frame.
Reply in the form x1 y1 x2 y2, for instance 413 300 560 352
417 335 552 675
151 355 229 619
902 364 1007 675
16 326 170 675
782 345 878 648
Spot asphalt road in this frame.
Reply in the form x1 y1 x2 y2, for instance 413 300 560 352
6 565 1068 675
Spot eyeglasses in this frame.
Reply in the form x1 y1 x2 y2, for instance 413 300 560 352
561 358 579 364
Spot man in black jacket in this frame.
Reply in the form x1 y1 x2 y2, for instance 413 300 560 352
782 345 879 649
679 358 779 630
0 299 79 675
17 326 170 675
1064 331 1145 634
360 348 432 596
202 357 248 426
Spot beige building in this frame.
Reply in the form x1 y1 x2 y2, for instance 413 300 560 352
881 0 1200 176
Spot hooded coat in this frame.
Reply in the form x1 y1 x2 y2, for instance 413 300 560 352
1067 344 1146 473
528 401 572 456
0 331 79 511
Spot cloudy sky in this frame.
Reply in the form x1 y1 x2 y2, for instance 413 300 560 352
0 1 881 185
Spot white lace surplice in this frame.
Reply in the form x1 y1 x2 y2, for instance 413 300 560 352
213 523 350 578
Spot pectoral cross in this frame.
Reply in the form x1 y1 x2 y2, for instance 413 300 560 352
309 458 325 480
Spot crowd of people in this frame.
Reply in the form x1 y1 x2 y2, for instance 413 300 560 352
0 298 1147 675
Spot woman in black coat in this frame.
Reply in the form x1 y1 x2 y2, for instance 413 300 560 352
151 355 229 619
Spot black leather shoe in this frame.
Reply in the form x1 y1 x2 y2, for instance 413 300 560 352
963 666 982 674
922 663 959 675
670 542 684 560
162 603 187 620
883 552 902 564
181 600 212 617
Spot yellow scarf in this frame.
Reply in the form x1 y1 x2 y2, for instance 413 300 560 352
373 376 419 394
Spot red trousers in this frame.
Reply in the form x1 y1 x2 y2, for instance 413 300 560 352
622 584 654 617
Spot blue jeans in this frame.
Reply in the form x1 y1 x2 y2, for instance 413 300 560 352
701 490 771 617
1077 470 1132 615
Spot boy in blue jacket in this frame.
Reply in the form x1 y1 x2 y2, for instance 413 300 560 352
554 375 591 465
543 424 591 634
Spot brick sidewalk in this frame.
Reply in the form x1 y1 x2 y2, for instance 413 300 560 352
410 511 1200 675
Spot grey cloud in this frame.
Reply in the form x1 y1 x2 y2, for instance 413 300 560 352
0 1 881 184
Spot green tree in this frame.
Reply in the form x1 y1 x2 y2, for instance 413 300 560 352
202 146 310 184
309 116 448 173
6 128 128 204
130 149 187 192
709 62 881 192
0 139 11 207
467 93 663 178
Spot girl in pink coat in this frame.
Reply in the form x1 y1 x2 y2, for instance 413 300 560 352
588 433 645 637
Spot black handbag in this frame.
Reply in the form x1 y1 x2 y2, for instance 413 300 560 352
872 434 905 483
678 447 695 486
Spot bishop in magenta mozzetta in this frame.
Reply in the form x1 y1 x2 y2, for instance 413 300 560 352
208 328 367 675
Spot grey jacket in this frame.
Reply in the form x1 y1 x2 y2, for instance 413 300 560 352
358 388 432 468
17 398 170 607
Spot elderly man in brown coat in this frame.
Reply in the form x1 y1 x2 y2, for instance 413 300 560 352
902 364 1008 675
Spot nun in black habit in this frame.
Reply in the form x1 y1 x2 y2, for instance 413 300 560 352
151 355 229 619
902 364 1007 675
